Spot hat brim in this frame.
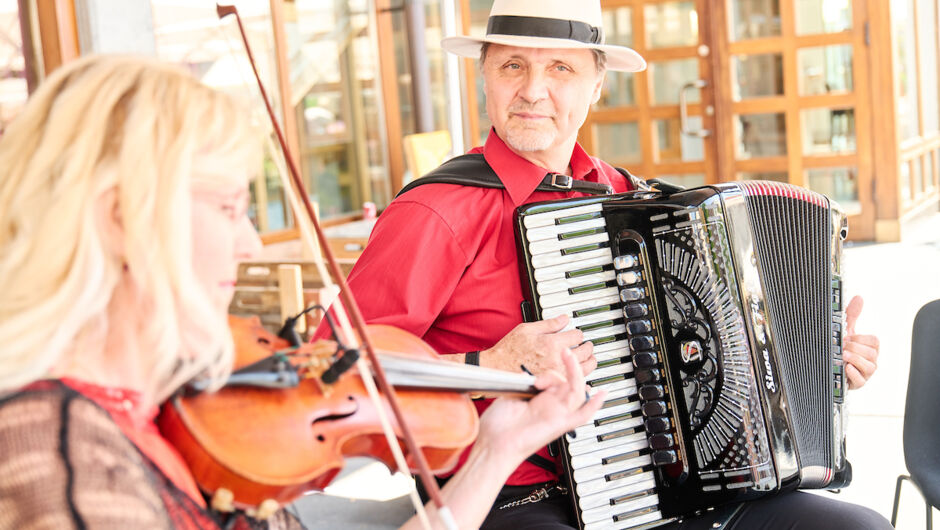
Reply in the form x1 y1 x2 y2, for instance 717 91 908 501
441 34 647 72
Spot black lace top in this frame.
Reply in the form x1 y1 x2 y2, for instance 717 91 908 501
0 381 304 530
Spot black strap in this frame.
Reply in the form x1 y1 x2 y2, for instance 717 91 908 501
615 166 655 192
396 153 616 198
525 452 558 474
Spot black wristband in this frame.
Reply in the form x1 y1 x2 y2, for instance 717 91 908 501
465 351 480 366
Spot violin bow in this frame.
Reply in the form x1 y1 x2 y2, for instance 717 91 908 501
215 5 456 529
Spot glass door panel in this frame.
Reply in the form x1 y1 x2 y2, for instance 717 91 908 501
594 122 643 165
797 45 854 95
655 117 706 162
732 53 784 100
718 0 874 239
735 113 787 158
801 108 856 155
585 0 714 185
289 0 391 218
729 0 782 41
649 59 700 104
794 0 852 35
643 1 700 48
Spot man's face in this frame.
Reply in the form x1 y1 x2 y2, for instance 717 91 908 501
482 44 604 156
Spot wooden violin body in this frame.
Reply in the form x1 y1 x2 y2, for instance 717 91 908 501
158 316 478 509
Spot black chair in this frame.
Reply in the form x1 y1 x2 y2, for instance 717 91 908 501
892 299 940 529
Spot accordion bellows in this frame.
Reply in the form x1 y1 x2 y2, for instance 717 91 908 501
514 182 850 530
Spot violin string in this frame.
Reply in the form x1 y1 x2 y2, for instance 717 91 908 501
215 10 436 528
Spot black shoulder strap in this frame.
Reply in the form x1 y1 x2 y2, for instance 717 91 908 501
525 452 559 474
614 166 655 192
396 154 504 197
395 153 615 198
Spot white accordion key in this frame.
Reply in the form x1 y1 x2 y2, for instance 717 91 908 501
581 486 659 525
592 339 631 355
583 509 664 530
533 254 613 282
531 247 612 269
537 270 615 296
522 203 604 229
569 411 644 442
538 286 620 309
568 429 647 457
528 232 609 256
587 378 635 402
577 475 657 512
587 361 634 383
582 323 626 342
569 308 624 330
573 450 654 495
540 295 621 319
525 217 606 242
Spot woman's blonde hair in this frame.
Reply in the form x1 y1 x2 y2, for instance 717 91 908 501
0 55 261 402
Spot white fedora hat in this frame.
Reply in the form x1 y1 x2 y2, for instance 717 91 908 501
441 0 646 72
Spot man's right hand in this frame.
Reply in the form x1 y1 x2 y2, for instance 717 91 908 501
481 314 596 375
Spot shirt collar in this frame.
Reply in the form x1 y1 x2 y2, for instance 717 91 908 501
481 129 601 206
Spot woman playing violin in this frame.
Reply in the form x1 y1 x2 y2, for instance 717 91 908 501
0 55 603 529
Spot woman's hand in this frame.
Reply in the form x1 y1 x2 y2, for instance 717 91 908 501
475 347 605 460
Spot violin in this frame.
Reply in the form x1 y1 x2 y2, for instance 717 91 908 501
161 5 509 525
158 316 536 512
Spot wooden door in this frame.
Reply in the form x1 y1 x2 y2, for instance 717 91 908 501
582 0 875 240
582 0 718 190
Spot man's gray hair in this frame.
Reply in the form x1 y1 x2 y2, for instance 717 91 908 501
479 42 608 73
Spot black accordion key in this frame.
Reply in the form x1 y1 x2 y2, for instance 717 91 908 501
638 384 664 400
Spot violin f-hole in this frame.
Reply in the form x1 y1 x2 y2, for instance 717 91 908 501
310 395 360 440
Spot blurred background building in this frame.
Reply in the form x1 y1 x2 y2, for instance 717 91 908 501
3 0 939 245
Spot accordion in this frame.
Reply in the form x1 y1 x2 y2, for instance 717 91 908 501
514 182 850 530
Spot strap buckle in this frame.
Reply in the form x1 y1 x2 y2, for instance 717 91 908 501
548 173 573 190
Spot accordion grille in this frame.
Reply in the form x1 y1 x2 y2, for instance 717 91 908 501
741 183 833 473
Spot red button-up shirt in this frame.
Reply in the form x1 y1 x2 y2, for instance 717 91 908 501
337 130 636 485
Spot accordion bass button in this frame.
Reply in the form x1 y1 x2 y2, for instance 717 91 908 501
623 303 649 318
638 385 664 400
613 254 638 269
645 416 671 433
635 368 661 385
652 450 678 466
649 433 674 450
641 401 668 417
630 337 656 352
620 288 645 303
627 320 652 334
633 351 658 367
616 271 642 286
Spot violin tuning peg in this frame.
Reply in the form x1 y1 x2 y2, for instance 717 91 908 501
210 488 236 512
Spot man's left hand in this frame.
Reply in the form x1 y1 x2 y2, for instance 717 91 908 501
844 295 880 389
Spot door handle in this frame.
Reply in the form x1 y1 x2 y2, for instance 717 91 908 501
680 79 711 138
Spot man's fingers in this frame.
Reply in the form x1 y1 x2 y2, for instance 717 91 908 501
555 328 585 348
845 295 864 335
532 369 565 391
845 363 866 389
846 333 880 353
529 314 570 333
570 341 594 361
579 356 598 376
844 351 876 386
559 347 585 390
572 389 605 424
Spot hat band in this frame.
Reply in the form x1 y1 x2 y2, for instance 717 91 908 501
486 15 604 45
